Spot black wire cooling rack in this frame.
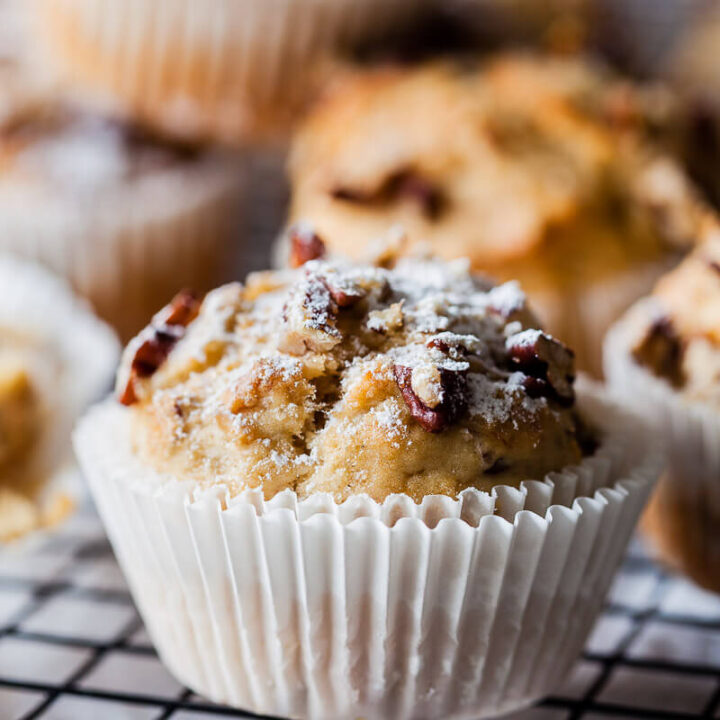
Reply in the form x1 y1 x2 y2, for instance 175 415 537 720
3 503 720 720
3 151 720 720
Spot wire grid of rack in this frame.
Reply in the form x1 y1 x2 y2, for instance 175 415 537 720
3 153 720 720
3 503 720 720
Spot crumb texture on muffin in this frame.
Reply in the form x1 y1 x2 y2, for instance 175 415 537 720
289 53 705 294
631 222 720 404
120 243 589 503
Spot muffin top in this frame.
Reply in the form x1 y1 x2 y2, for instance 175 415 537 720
631 221 720 406
289 53 703 290
119 232 589 504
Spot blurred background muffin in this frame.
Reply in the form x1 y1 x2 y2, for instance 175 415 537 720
0 256 118 541
285 53 708 375
0 0 246 341
27 0 427 147
605 220 720 593
0 103 245 340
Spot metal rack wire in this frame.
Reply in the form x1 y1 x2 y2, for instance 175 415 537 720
3 504 720 720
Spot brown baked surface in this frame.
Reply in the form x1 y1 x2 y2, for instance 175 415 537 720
119 242 590 504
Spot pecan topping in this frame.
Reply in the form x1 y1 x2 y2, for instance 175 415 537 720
159 289 201 326
393 364 468 433
332 168 446 220
118 290 200 406
288 225 326 268
506 330 575 406
279 273 342 354
322 278 365 308
632 316 685 388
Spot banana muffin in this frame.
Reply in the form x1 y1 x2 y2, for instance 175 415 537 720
605 220 720 592
76 232 659 719
287 53 706 375
118 230 585 503
0 257 118 541
0 79 243 340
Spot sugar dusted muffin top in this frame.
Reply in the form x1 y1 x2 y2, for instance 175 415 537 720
632 222 720 405
119 234 588 503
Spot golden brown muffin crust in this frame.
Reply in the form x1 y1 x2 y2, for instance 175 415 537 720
288 53 704 295
119 239 589 504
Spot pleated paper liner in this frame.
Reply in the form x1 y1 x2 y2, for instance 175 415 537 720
30 0 423 146
75 382 659 719
0 256 119 541
605 298 720 593
0 154 245 341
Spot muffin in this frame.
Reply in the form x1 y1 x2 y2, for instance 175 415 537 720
0 88 245 340
28 0 423 146
75 234 659 719
285 53 707 376
605 219 720 592
1 256 118 541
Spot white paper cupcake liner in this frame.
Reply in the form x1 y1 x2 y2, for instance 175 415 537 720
0 155 245 340
1 255 119 537
604 299 720 590
30 0 422 145
74 382 659 719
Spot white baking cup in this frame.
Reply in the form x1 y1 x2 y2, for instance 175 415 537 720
1 256 119 516
604 299 720 591
75 383 659 719
0 154 244 341
30 0 422 145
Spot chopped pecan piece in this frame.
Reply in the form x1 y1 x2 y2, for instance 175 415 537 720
332 168 446 220
485 282 527 320
322 277 365 308
157 289 200 326
130 325 185 378
279 273 342 354
393 364 468 433
118 290 200 406
632 316 685 388
506 330 575 406
395 171 446 220
288 225 326 268
707 258 720 276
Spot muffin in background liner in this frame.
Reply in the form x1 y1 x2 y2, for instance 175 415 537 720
74 381 659 719
28 0 424 146
531 257 675 378
0 144 246 342
1 256 119 541
604 298 720 593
